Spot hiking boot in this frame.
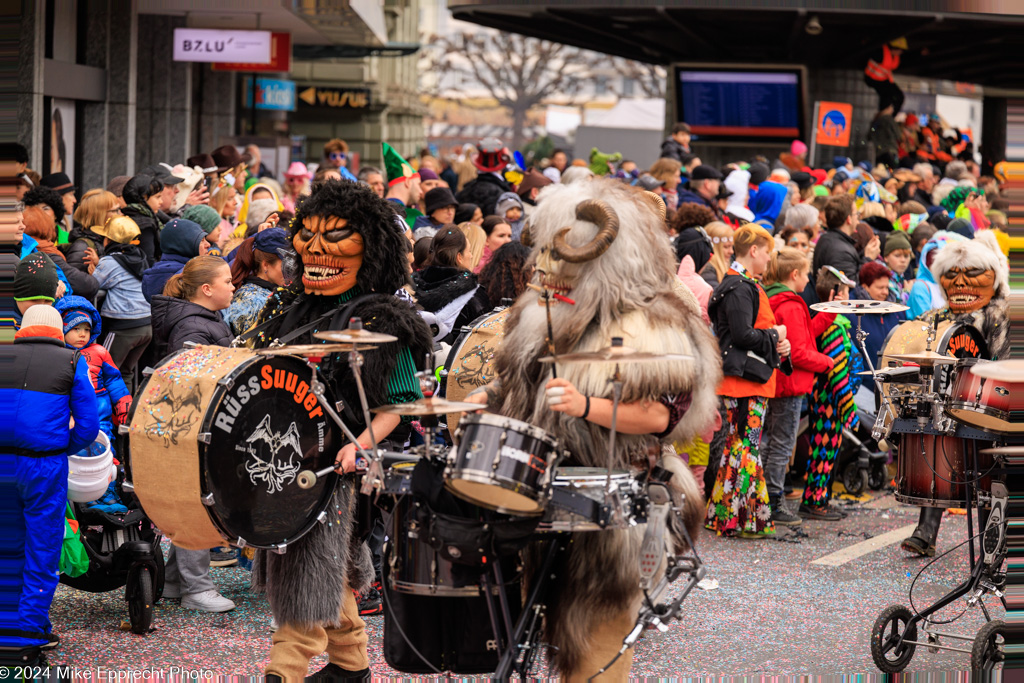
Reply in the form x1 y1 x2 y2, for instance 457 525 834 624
181 589 236 613
357 585 382 617
901 535 936 558
799 504 842 521
209 548 238 567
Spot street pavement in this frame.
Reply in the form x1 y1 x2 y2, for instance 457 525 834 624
46 487 1001 678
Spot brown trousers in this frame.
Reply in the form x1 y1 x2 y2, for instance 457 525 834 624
265 587 368 679
562 603 639 682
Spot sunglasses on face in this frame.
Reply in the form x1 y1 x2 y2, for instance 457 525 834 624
329 152 347 161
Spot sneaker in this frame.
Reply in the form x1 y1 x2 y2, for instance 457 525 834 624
798 504 842 521
771 505 803 527
357 586 383 616
210 548 238 567
181 589 236 612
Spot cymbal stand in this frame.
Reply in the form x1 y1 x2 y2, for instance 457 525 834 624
343 319 384 495
304 357 376 485
604 355 625 525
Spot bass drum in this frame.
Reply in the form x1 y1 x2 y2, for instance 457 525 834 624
443 307 509 438
127 346 341 551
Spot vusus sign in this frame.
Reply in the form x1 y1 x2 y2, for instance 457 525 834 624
298 86 371 109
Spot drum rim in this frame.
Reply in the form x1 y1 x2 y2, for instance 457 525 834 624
444 473 546 515
388 578 482 597
947 400 1011 424
459 412 559 447
196 352 341 549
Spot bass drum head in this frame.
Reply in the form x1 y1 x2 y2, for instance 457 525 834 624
199 355 341 549
444 307 509 437
122 349 187 492
881 320 987 392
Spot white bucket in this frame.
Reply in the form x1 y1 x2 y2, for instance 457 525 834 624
67 432 117 503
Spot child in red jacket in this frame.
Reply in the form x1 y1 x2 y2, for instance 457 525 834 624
759 248 836 526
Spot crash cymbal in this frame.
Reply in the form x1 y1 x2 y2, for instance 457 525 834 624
888 351 958 366
979 446 1024 455
314 329 398 344
539 345 693 365
372 397 483 416
257 343 375 357
970 359 1024 382
810 299 909 314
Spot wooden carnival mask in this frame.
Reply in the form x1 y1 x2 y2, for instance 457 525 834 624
293 215 364 296
940 266 996 313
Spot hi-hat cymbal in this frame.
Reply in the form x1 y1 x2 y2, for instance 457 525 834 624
373 397 483 416
888 351 958 366
257 343 375 357
810 299 909 315
314 329 398 344
970 359 1024 382
539 346 693 365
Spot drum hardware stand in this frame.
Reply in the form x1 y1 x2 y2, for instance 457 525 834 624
603 338 627 526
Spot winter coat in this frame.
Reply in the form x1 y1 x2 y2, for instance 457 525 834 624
150 295 233 362
411 266 486 345
54 295 131 440
495 191 526 239
141 254 190 303
46 247 99 303
659 136 690 162
764 284 836 397
92 245 151 326
225 279 275 337
908 235 958 319
62 224 106 274
708 270 780 398
675 188 717 212
812 228 864 283
122 203 163 266
20 235 73 295
456 173 512 216
851 285 903 371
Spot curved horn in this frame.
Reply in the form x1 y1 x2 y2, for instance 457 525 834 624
520 220 533 247
641 191 667 222
552 199 620 263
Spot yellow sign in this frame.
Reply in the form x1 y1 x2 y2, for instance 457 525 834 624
297 87 370 109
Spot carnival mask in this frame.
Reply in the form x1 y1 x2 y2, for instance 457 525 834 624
940 266 996 313
293 216 364 296
521 199 620 295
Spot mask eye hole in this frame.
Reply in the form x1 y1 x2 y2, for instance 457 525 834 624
298 227 314 241
324 228 356 243
965 268 986 278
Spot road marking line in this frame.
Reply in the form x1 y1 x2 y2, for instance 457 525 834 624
810 523 917 567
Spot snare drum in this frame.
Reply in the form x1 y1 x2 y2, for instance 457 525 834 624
536 467 639 532
946 358 1024 434
386 463 480 597
127 346 341 551
895 432 993 507
446 413 560 515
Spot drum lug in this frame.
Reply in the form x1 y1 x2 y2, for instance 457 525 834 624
202 493 215 506
142 366 155 377
183 341 199 349
272 543 287 555
121 481 134 493
493 431 508 470
197 432 211 445
317 510 328 524
217 376 235 389
118 424 131 435
236 537 247 548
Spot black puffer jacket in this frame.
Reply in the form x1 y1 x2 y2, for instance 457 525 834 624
62 222 105 274
708 273 780 381
412 266 487 345
123 203 163 267
456 173 511 216
811 228 865 284
150 295 233 362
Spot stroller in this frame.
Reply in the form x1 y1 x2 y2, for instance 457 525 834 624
59 444 164 635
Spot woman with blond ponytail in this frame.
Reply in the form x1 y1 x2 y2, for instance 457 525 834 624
150 255 234 363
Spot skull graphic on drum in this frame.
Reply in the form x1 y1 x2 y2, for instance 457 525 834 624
939 266 996 313
293 216 364 296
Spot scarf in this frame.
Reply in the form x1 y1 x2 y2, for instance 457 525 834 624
105 242 148 280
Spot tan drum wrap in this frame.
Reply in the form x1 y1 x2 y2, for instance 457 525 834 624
445 308 509 434
130 346 253 550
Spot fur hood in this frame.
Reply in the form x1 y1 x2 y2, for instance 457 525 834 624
411 266 479 313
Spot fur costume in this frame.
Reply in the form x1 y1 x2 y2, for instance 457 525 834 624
249 181 432 636
492 178 721 675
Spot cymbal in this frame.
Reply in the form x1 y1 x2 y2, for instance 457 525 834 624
538 345 693 365
257 343 375 357
810 299 909 314
314 329 398 344
970 359 1024 382
979 446 1024 455
372 397 483 416
888 351 958 366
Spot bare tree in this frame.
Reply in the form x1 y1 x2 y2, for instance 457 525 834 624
423 31 605 149
606 58 667 99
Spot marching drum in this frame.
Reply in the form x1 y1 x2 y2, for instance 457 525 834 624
443 307 509 435
127 346 341 551
446 413 561 515
946 358 1024 434
536 467 639 532
895 432 993 508
386 463 480 597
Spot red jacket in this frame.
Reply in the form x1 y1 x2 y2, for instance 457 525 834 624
765 286 835 397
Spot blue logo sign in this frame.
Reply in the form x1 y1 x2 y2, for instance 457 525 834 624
245 78 296 112
822 110 847 140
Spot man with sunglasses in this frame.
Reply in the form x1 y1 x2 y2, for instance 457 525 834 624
323 138 358 182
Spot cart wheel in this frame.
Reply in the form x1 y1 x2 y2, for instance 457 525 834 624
127 566 154 635
869 463 887 491
971 619 1005 676
843 462 868 497
871 604 917 673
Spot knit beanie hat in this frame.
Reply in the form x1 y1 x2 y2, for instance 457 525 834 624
160 218 207 257
61 310 92 335
947 217 975 240
14 253 60 302
884 230 912 256
21 304 63 331
180 204 222 235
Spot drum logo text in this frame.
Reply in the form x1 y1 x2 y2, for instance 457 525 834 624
214 368 324 434
948 333 980 357
500 445 546 474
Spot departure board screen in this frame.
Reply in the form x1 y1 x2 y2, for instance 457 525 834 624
675 67 805 142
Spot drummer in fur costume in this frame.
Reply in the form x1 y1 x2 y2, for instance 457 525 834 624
249 180 432 680
901 230 1009 558
466 178 721 680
